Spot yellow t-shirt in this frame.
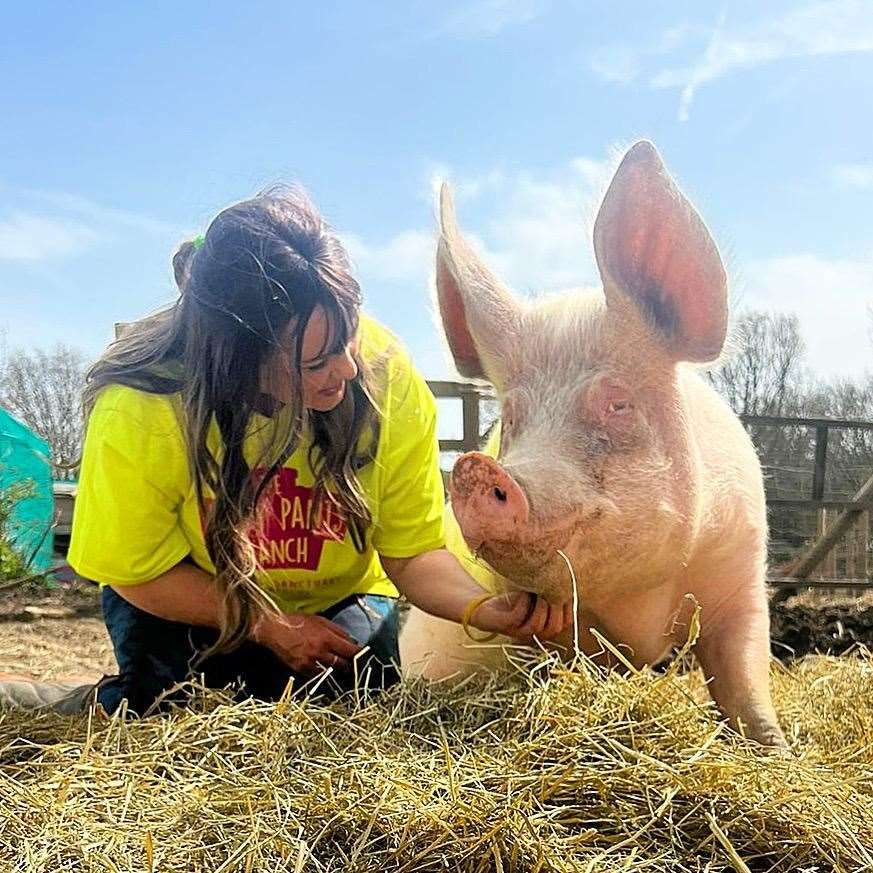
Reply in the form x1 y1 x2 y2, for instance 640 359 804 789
68 316 446 614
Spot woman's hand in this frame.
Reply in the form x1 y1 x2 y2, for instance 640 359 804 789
468 592 574 641
253 611 362 674
383 549 575 642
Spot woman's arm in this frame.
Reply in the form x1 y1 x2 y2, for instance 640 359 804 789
109 561 224 627
381 548 572 640
110 564 361 673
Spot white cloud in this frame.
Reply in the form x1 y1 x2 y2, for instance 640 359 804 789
470 159 609 291
587 22 703 87
588 1 873 122
746 252 873 377
342 230 435 285
568 157 609 190
0 187 177 264
24 189 177 236
831 162 873 190
658 22 697 54
426 164 509 205
0 212 99 261
588 43 640 84
437 0 546 39
652 0 873 121
427 156 613 293
350 155 612 296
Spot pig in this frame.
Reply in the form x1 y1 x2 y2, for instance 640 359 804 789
400 140 787 749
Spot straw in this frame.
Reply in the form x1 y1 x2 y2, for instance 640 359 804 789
1 648 871 872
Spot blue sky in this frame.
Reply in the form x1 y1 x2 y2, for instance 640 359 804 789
2 0 872 411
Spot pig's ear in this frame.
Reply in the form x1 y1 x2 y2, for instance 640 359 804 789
436 183 520 381
593 141 728 363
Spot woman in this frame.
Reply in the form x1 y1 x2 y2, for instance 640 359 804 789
58 186 572 715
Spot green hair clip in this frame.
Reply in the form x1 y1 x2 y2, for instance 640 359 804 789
192 234 206 251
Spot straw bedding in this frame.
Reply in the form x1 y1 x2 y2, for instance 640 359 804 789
1 648 871 872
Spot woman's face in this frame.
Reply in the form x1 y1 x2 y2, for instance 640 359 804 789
261 307 359 412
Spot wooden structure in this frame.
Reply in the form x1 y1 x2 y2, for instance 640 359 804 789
806 508 870 579
429 381 486 453
51 482 77 539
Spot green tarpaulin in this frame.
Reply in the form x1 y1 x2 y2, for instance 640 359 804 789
0 408 53 572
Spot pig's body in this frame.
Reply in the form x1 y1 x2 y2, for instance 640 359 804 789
402 295 768 674
400 142 786 748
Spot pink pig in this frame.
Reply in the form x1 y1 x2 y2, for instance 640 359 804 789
400 141 787 749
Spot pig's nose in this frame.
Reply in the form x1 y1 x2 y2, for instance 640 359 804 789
449 452 529 546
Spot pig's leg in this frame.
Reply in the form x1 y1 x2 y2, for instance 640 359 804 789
399 605 507 680
694 594 787 749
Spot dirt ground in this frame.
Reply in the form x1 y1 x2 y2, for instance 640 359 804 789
1 580 871 683
0 578 111 682
769 589 873 659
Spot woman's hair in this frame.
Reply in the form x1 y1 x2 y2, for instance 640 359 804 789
83 186 379 656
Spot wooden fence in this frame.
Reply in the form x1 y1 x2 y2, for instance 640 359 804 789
429 380 486 453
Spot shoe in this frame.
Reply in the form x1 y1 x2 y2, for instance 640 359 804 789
0 678 98 715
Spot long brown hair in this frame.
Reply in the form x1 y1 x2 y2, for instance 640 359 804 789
83 186 379 654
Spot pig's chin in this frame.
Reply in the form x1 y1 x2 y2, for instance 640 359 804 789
459 516 580 602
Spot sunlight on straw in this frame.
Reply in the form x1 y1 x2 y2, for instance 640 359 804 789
0 648 871 871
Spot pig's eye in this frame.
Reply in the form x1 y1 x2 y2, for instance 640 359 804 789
608 400 633 416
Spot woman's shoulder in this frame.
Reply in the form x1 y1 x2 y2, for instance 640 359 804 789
358 314 435 425
359 314 424 387
89 383 185 443
359 314 432 408
359 314 404 361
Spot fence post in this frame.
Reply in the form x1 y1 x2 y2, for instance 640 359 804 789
812 424 829 501
785 423 832 598
847 513 857 579
859 511 870 579
461 388 480 453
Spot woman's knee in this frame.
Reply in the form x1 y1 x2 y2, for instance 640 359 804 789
99 587 208 714
322 595 401 693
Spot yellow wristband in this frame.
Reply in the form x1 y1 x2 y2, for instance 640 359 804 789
461 592 499 643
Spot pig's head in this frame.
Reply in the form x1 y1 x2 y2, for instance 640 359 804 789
438 141 728 603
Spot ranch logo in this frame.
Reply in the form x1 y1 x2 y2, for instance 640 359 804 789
193 467 348 570
248 468 348 571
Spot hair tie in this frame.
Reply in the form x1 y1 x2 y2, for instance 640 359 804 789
192 234 206 251
461 593 498 642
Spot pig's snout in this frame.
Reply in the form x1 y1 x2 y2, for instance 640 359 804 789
450 452 529 550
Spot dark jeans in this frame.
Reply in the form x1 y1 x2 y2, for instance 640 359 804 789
97 588 400 716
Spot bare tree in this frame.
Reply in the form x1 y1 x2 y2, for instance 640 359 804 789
709 312 812 501
708 311 806 416
0 344 87 479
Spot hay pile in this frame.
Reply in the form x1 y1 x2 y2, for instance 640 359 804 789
1 651 871 872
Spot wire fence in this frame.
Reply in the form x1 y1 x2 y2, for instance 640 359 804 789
744 415 873 581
